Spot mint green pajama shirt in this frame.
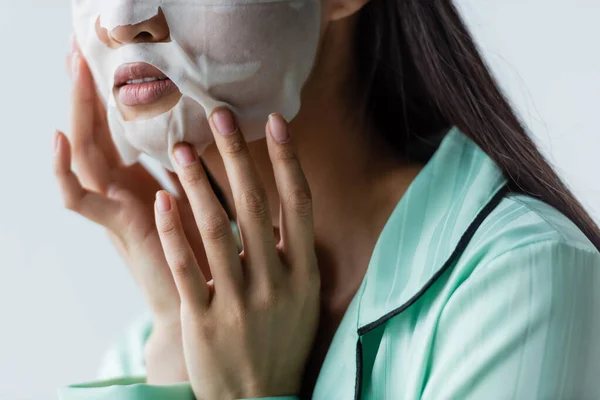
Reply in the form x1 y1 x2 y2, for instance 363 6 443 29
59 128 600 399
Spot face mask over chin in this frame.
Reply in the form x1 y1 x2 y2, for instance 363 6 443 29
71 0 321 171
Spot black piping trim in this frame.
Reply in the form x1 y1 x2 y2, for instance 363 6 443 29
357 184 510 337
352 184 510 400
354 338 363 400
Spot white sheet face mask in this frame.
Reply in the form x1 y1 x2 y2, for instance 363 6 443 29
71 0 321 170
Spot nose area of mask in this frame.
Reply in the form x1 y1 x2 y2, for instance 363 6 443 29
97 0 162 31
71 0 321 171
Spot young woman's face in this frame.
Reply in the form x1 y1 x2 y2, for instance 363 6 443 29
73 1 321 120
71 0 323 168
70 0 361 169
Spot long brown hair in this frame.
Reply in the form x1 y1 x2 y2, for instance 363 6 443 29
352 0 600 249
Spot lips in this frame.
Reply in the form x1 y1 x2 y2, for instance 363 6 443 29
114 62 178 106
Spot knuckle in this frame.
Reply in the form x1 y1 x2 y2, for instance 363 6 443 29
180 168 206 187
291 259 320 286
285 187 313 216
158 217 179 236
72 139 92 155
169 253 194 279
106 184 125 201
93 118 106 133
53 167 65 179
63 196 80 212
307 270 322 292
198 212 231 240
62 191 82 212
274 145 295 162
224 305 247 330
196 317 217 342
182 301 207 322
240 188 269 217
222 135 247 157
253 287 280 312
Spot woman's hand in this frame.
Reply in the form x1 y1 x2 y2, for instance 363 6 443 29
54 43 207 383
155 109 321 399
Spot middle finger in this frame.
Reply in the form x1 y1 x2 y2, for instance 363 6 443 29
208 108 280 284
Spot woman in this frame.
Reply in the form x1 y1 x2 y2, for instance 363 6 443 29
55 0 600 399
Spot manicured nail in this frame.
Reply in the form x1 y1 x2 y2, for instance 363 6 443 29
54 130 61 154
211 109 237 135
268 114 290 143
156 191 172 214
71 52 80 81
174 144 197 167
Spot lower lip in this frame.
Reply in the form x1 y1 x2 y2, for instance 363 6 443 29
117 79 178 106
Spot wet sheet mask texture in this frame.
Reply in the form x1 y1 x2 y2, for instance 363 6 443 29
71 0 321 170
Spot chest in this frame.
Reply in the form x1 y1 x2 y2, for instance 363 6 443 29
298 306 349 399
303 283 450 400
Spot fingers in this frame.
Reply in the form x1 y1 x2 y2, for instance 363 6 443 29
53 131 121 229
165 169 188 202
155 191 209 310
265 114 317 276
68 37 113 149
68 41 120 193
208 108 280 283
70 51 113 190
171 144 244 297
70 38 119 166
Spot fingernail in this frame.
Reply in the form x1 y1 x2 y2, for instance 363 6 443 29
174 144 197 167
156 191 172 214
268 114 290 144
211 109 237 135
54 130 61 154
72 52 80 81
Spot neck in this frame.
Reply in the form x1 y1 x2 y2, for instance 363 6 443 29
294 94 423 308
201 91 422 311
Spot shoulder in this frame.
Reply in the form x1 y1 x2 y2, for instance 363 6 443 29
443 192 600 326
423 195 600 398
450 192 600 301
463 192 599 268
96 312 153 380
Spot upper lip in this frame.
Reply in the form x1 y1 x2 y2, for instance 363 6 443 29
114 63 169 88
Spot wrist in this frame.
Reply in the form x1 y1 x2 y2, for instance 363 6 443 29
145 319 188 384
151 311 182 331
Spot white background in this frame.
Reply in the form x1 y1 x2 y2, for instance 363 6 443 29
0 1 598 399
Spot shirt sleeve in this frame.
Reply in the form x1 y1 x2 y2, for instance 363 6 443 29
58 381 297 400
57 379 195 400
57 312 299 400
56 313 197 399
422 240 600 400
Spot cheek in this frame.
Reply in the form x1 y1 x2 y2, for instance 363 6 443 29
164 2 321 108
166 4 319 62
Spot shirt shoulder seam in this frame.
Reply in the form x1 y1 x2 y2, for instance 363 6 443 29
483 237 599 268
505 194 595 251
